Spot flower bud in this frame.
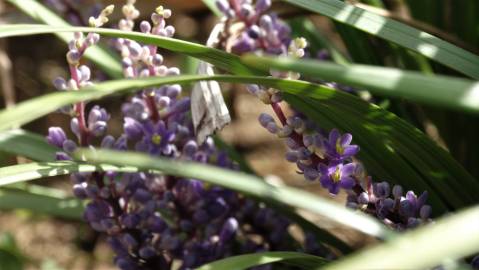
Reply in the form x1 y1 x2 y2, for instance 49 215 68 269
285 151 299 162
47 127 67 148
66 50 81 65
304 167 319 181
219 218 238 243
62 139 77 153
140 21 152 33
124 117 143 140
419 205 432 220
78 65 91 82
53 77 67 90
358 192 369 205
101 135 115 148
256 0 272 13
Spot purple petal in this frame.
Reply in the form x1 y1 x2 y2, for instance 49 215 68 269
406 191 418 208
142 120 155 135
339 176 355 189
341 163 356 176
328 183 340 195
343 145 359 157
319 175 333 189
328 129 340 145
339 133 353 146
318 164 329 174
417 191 428 208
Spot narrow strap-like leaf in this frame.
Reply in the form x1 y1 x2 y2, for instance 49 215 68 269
323 206 479 270
0 189 83 220
196 251 327 270
0 161 142 186
0 129 57 161
75 148 395 239
242 55 479 114
282 0 479 78
0 75 324 131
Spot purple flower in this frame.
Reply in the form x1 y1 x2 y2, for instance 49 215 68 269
323 129 359 161
135 120 176 155
319 163 356 194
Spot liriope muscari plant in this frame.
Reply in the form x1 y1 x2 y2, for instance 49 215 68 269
214 0 432 231
46 2 328 269
33 0 478 269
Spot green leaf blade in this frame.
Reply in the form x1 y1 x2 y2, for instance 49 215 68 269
196 251 327 270
0 189 83 220
242 55 479 114
323 206 479 270
0 129 57 161
282 0 479 78
75 148 395 240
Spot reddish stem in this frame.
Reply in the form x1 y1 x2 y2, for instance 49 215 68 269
70 64 89 146
271 102 287 125
145 93 160 122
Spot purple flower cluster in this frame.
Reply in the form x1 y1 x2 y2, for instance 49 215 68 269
257 108 433 229
46 2 314 269
259 112 360 195
217 0 291 56
346 180 432 230
215 0 433 232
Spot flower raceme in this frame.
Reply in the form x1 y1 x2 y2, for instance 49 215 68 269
215 0 432 230
46 2 326 269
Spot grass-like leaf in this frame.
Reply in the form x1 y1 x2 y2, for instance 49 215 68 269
0 161 142 186
0 161 352 253
202 0 222 17
0 131 353 253
323 206 479 270
281 0 479 79
1 24 476 213
0 24 263 76
0 129 57 161
0 72 476 213
6 0 122 78
242 55 479 114
0 189 83 220
196 251 327 270
75 148 395 239
0 75 322 131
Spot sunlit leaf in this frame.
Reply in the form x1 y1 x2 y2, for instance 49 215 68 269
281 0 479 78
196 251 327 270
323 206 479 270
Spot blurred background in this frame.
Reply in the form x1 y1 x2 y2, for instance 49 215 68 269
0 0 478 269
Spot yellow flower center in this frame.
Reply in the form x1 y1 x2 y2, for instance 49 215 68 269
332 166 341 183
336 138 344 155
151 134 162 145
